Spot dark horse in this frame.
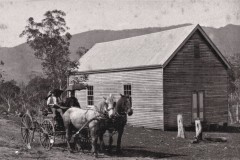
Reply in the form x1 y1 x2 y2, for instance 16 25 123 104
99 94 133 153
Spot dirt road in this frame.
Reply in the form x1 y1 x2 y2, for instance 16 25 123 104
1 115 240 160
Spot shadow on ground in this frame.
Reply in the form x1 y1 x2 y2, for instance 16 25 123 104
53 143 186 159
102 146 186 159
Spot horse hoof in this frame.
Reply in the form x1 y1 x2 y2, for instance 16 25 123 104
92 153 98 158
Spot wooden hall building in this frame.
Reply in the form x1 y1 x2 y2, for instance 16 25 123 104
69 24 231 130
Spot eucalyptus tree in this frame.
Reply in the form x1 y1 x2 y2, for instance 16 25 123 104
20 10 77 89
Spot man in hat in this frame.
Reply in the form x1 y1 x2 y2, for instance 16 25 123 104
47 91 63 123
64 90 81 108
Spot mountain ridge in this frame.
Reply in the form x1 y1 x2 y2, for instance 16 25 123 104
0 23 240 84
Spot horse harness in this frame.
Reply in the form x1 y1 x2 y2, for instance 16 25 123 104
72 108 108 138
72 101 128 138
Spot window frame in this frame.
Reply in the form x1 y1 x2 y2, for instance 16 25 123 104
123 83 132 105
87 85 94 106
191 90 205 122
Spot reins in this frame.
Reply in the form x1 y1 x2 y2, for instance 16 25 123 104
115 111 127 117
72 110 108 138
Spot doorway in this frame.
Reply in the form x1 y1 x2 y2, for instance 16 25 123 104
192 91 204 122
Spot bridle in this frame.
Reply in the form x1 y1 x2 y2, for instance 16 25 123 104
105 102 116 111
103 95 133 118
114 98 132 117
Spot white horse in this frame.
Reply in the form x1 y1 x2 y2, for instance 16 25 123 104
62 94 115 157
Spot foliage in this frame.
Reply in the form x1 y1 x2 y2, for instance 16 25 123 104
227 53 240 123
20 10 77 89
17 76 52 114
227 53 240 100
76 46 88 59
0 76 52 115
0 60 4 82
0 80 20 113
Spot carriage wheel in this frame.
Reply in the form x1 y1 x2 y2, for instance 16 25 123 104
39 119 55 150
21 113 34 146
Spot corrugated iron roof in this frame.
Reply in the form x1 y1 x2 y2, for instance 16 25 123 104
77 24 230 72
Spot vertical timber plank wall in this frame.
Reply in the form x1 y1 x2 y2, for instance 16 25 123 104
163 30 229 129
71 68 164 129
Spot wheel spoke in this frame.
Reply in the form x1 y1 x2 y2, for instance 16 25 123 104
41 133 47 146
23 116 30 128
23 130 28 142
21 113 33 145
41 139 44 147
25 131 29 143
21 128 25 138
43 137 47 147
45 137 50 149
22 119 28 129
23 130 29 142
40 119 55 150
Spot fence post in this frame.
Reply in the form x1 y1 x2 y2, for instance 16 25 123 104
177 114 185 138
228 108 233 124
237 103 239 123
195 119 202 140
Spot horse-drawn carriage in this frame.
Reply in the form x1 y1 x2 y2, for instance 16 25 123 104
20 83 92 151
20 83 133 156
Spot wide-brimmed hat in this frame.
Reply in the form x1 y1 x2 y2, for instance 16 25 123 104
65 83 88 91
45 89 64 100
45 91 52 100
51 89 64 97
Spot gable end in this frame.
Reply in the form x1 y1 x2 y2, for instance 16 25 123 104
162 25 231 70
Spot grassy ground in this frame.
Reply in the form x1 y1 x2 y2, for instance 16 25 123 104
1 115 240 160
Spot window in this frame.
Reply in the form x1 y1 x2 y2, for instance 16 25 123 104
87 85 94 105
192 91 204 122
194 40 200 58
124 84 132 105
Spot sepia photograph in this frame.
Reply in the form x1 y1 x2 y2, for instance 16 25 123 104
0 0 240 159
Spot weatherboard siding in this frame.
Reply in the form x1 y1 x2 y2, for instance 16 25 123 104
71 68 164 130
163 30 229 129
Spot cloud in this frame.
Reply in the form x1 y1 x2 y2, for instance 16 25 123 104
161 10 167 15
236 12 240 20
0 2 4 8
0 24 7 30
226 14 231 23
204 8 209 12
27 0 49 1
181 8 184 14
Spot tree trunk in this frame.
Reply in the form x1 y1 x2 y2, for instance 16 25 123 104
7 99 11 113
177 114 185 138
59 78 62 90
195 119 202 141
236 103 239 123
228 104 233 124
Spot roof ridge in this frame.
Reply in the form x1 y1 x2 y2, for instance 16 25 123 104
93 24 196 46
77 24 230 73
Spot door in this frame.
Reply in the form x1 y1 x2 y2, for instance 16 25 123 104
192 91 204 122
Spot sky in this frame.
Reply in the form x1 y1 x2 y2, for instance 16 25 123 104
0 0 239 47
